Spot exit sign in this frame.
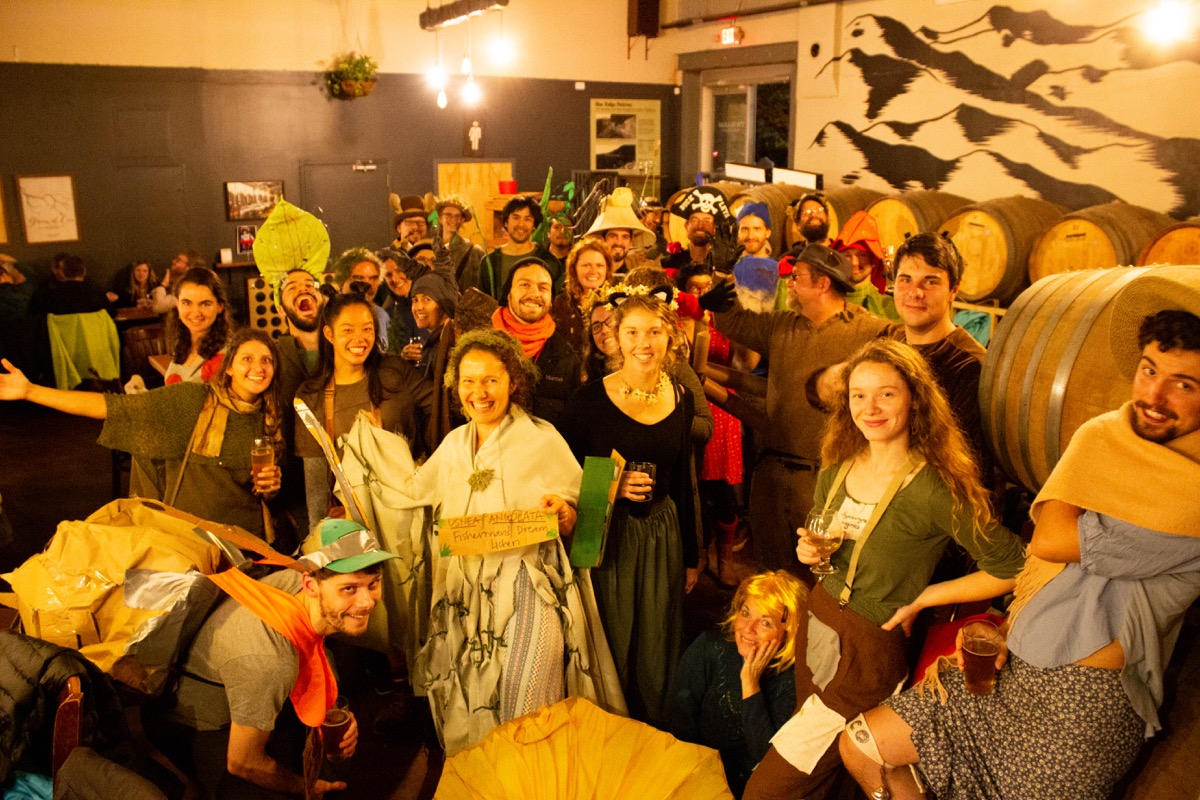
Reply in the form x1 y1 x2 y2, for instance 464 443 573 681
719 25 744 45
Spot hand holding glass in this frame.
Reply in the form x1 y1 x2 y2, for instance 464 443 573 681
250 437 274 480
804 510 842 578
624 462 656 502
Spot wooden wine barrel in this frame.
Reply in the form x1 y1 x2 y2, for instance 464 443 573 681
1137 216 1200 265
1027 201 1174 282
980 267 1149 492
664 182 745 245
867 190 973 253
728 183 806 258
784 185 885 250
938 196 1066 304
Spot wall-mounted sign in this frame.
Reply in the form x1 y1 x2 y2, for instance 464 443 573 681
590 99 661 177
17 175 79 244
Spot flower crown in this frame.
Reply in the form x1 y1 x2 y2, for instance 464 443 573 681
581 281 679 317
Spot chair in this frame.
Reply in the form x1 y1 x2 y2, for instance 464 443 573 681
52 675 84 781
46 311 120 390
122 324 168 384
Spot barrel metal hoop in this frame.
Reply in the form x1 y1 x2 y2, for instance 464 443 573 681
1016 270 1113 490
1043 267 1148 469
981 272 1069 489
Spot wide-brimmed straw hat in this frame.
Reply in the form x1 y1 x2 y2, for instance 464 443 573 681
436 193 473 223
1109 266 1200 377
584 187 656 249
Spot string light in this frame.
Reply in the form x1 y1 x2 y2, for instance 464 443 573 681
462 74 481 105
488 11 514 67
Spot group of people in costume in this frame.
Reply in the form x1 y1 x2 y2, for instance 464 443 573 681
2 182 1198 800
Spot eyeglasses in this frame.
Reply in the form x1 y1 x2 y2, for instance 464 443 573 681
590 320 613 335
798 208 826 218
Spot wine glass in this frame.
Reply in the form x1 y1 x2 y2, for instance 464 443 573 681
804 510 842 578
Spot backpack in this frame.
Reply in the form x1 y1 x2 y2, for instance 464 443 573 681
3 497 295 696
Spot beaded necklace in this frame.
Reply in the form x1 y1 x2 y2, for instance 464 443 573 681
617 371 671 404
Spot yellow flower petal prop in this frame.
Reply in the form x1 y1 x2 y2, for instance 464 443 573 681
252 200 331 306
437 697 733 799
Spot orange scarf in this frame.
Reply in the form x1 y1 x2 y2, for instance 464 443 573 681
492 306 555 360
206 568 336 728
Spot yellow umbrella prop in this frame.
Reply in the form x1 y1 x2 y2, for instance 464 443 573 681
436 697 733 800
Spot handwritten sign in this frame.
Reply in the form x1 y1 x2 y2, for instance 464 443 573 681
437 509 558 557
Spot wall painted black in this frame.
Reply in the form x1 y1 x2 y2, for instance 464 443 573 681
0 63 679 285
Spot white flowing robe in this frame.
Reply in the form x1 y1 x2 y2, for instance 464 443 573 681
407 407 626 754
336 417 430 674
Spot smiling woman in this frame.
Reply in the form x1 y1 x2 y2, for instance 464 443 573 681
295 294 436 522
402 329 622 755
669 570 802 796
742 338 1025 799
164 267 232 385
560 293 701 726
0 329 285 539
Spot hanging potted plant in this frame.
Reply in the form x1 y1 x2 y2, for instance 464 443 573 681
324 51 379 99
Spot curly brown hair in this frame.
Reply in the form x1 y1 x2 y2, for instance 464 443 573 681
564 237 613 301
445 328 541 415
821 338 993 534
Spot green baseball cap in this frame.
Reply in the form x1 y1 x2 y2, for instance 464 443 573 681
303 518 398 574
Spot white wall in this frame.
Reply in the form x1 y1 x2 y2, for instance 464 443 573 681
0 0 682 83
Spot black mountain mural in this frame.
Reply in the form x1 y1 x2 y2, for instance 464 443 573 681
813 8 1200 217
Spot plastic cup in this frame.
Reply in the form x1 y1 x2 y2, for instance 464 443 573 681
961 619 1002 696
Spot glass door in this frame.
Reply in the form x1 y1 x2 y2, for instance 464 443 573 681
701 64 793 174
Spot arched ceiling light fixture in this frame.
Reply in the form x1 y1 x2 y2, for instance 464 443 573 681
420 0 509 31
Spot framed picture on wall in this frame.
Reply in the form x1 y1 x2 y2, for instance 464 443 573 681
236 224 257 254
225 180 284 221
17 175 80 244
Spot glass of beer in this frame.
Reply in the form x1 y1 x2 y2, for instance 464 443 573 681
625 462 656 502
321 696 352 760
804 510 841 578
961 618 1003 696
250 437 274 482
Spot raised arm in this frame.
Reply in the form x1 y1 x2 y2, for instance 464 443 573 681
0 358 107 419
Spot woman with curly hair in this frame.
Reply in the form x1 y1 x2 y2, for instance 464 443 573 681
405 328 622 755
742 338 1024 800
163 267 232 385
0 328 283 538
549 237 614 357
560 292 701 726
670 570 804 796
